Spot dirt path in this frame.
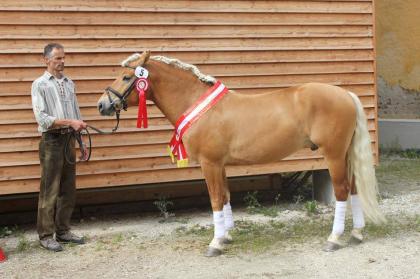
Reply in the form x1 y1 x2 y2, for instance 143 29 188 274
1 157 419 279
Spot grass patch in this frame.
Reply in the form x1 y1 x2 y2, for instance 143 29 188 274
16 234 31 253
175 214 420 254
243 191 280 217
304 201 318 215
376 156 420 194
363 214 420 238
175 224 212 239
111 233 124 244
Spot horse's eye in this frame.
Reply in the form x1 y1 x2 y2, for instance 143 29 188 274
122 75 132 81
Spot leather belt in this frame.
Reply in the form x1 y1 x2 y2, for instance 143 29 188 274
45 127 73 134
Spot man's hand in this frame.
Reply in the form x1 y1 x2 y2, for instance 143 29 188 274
79 142 89 161
69 120 87 132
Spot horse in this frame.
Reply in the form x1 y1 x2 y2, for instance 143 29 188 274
97 50 385 256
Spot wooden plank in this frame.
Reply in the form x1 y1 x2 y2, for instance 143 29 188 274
0 72 375 95
0 127 377 153
0 135 376 167
0 25 373 39
0 91 377 117
0 38 373 54
0 158 328 195
0 61 374 81
0 50 375 68
0 106 162 122
1 87 377 113
2 85 376 106
0 113 378 139
0 1 373 13
0 148 328 181
0 12 373 26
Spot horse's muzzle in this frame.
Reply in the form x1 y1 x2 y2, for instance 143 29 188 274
97 100 115 116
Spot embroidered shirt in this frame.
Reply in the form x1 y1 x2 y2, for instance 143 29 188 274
31 71 82 132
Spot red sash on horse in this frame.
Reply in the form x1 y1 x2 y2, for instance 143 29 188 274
168 81 229 167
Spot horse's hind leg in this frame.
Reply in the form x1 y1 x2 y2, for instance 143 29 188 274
349 176 365 244
322 153 351 252
200 159 229 257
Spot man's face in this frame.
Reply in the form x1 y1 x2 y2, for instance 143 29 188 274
45 47 65 74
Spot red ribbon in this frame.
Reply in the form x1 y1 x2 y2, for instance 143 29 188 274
136 78 149 128
168 81 228 163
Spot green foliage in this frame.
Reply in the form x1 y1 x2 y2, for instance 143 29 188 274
304 201 318 215
243 191 279 217
274 193 281 205
16 234 31 252
0 225 21 238
293 195 304 204
244 191 261 210
153 196 174 221
175 224 212 238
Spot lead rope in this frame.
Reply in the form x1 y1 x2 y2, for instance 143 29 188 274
64 128 91 165
64 111 122 164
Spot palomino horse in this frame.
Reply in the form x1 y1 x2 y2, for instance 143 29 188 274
98 51 385 256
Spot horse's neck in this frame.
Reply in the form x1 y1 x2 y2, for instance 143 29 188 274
148 61 210 125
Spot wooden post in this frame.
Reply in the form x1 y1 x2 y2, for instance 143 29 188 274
312 170 335 205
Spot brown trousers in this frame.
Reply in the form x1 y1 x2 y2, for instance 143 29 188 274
37 132 76 240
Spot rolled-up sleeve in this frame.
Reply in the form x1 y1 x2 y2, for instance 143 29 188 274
31 81 56 130
71 82 83 120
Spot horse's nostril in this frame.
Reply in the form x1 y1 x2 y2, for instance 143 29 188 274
98 103 103 112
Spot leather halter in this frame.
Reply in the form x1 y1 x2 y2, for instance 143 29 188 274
103 66 138 132
105 75 137 112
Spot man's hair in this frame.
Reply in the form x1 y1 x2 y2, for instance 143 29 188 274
43 43 64 58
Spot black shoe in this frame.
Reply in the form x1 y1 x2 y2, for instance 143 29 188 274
40 238 63 252
56 231 85 245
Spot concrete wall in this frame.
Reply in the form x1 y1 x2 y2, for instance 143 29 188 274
376 0 420 118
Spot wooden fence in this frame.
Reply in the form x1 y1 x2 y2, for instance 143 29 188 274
0 0 377 195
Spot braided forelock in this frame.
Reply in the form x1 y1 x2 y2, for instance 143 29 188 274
121 53 141 67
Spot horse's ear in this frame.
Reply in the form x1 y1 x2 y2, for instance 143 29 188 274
143 50 151 63
136 50 150 66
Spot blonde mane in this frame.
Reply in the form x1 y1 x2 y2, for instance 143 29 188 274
121 53 216 85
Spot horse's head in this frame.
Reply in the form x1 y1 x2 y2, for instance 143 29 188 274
98 50 151 116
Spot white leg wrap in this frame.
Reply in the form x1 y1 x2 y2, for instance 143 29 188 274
351 195 365 229
213 211 225 239
223 202 234 230
332 201 347 236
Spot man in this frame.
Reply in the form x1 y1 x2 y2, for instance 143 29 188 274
31 43 87 252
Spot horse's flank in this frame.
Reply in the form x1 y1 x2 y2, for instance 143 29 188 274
182 81 356 166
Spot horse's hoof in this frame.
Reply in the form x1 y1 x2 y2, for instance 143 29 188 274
322 241 342 252
222 231 233 244
348 235 363 246
222 237 233 245
205 247 222 257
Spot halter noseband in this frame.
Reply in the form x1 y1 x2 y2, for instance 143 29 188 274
105 74 137 112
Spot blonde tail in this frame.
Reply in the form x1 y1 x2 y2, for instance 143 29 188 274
347 92 386 224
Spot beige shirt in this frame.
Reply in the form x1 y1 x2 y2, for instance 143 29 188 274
31 71 82 132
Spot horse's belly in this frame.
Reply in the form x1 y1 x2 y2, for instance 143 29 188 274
226 134 304 165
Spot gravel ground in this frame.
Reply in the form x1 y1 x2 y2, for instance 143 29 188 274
1 159 419 279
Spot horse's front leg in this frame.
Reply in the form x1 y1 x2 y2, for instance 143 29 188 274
201 159 228 257
222 167 234 244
